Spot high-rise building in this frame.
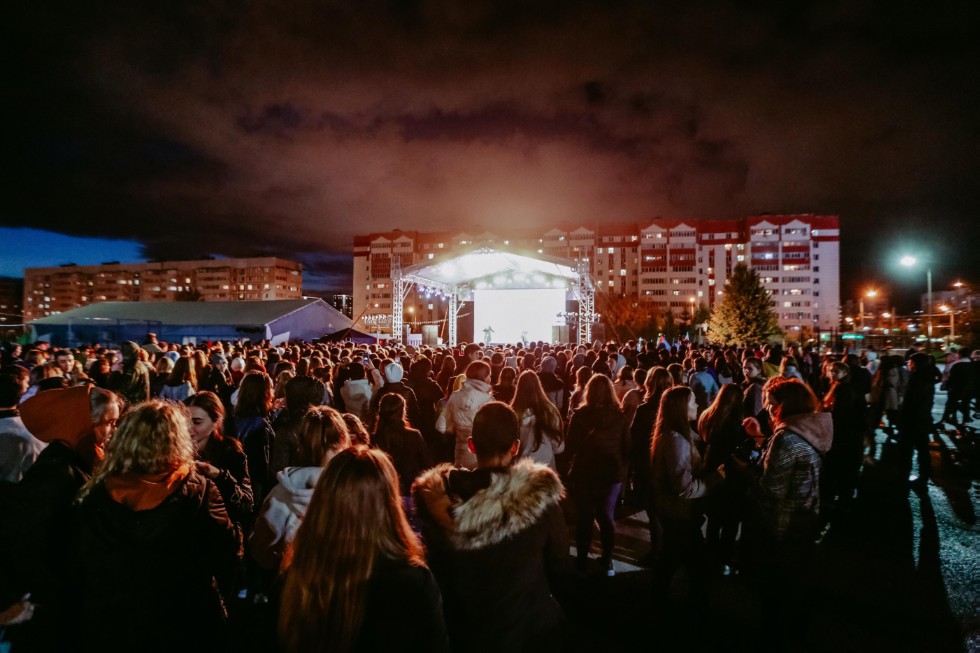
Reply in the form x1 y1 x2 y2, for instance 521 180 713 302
0 277 24 329
353 215 840 337
23 257 303 320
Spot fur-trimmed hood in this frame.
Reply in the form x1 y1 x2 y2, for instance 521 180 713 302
413 458 564 551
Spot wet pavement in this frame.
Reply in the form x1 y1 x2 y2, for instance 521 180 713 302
557 389 979 653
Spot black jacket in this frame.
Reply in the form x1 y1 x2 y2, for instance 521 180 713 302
413 460 567 653
74 470 241 652
565 404 630 489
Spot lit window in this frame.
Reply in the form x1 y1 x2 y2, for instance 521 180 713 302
620 269 626 276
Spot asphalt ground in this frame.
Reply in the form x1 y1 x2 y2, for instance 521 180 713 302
556 389 979 653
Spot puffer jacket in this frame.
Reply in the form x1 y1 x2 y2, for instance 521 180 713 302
435 378 493 468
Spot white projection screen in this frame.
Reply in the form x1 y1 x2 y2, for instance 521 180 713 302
473 288 565 344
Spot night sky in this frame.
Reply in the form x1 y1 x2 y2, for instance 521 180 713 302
3 1 978 311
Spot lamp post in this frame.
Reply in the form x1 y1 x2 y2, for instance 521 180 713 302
900 256 932 349
859 289 877 331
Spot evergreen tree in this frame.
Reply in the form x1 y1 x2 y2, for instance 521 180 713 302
707 264 782 345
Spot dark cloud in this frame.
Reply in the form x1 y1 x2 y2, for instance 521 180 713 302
3 0 979 301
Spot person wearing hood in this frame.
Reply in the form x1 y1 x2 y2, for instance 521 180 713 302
565 374 630 576
250 406 351 574
73 399 241 651
413 401 566 652
1 384 123 651
107 341 151 406
339 360 374 424
739 376 832 644
436 361 494 468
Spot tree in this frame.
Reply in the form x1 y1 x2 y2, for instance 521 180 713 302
707 264 782 345
597 292 658 342
661 308 679 343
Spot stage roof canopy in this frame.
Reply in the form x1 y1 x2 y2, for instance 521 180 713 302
402 248 580 291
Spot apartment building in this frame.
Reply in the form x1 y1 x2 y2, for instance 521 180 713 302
353 215 840 338
23 257 303 320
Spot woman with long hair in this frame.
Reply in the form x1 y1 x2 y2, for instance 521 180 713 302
251 406 351 574
698 384 749 573
159 356 197 403
278 446 448 652
650 386 724 607
565 374 629 576
627 367 673 562
372 393 430 499
235 371 277 513
510 370 564 470
74 400 240 650
492 365 518 404
435 356 457 398
566 365 594 419
185 391 254 544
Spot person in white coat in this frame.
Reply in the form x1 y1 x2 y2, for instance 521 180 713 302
340 362 374 424
435 360 493 468
250 406 351 572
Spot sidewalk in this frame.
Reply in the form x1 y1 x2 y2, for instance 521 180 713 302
557 390 979 652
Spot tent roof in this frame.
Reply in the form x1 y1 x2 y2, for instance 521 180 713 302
29 299 327 326
403 248 579 287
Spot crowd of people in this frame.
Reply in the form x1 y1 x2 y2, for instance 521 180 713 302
0 334 977 651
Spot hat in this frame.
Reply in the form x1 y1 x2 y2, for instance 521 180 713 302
383 362 404 384
165 351 180 363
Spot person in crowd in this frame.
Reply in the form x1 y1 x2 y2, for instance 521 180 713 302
2 385 122 650
942 348 974 427
821 361 861 509
666 362 684 387
73 399 241 651
650 386 725 608
566 365 594 419
158 355 197 403
405 355 447 460
565 374 630 576
199 351 236 412
780 356 805 382
741 357 770 436
340 360 374 423
0 367 46 484
537 355 566 413
342 412 371 446
628 367 673 564
869 354 902 445
280 446 447 652
435 356 457 397
738 377 832 643
413 402 565 652
698 383 750 574
185 391 254 598
251 405 351 574
235 370 278 512
151 356 174 397
492 365 518 404
511 370 565 470
108 341 151 405
436 360 494 468
899 352 937 490
372 393 430 504
690 357 720 417
620 367 647 436
270 375 327 476
613 365 638 403
369 362 422 430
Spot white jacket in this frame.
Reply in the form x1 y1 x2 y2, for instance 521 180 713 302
249 466 323 571
341 378 374 422
517 408 565 471
436 378 493 468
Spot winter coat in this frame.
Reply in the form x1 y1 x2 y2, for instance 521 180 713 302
752 412 832 540
0 410 47 484
651 429 721 521
75 469 241 652
158 381 195 403
250 465 322 572
517 408 565 471
565 404 629 491
413 460 567 653
341 378 374 423
369 382 422 429
537 371 565 414
435 378 493 468
199 434 254 532
375 426 430 496
236 415 276 514
356 557 449 652
407 375 447 437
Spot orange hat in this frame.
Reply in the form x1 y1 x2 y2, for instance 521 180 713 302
20 384 94 448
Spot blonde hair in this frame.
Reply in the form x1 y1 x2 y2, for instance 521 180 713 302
279 446 424 652
77 399 195 502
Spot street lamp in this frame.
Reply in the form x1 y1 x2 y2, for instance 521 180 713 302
940 304 955 346
859 289 877 330
900 256 932 349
